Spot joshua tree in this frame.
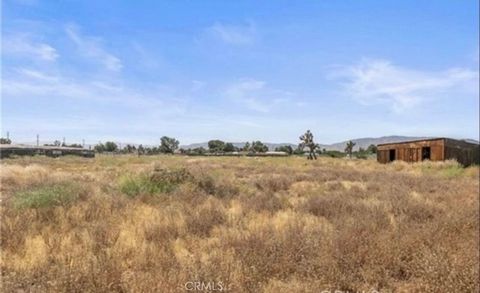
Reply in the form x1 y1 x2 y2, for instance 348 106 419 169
299 130 319 160
345 140 356 158
137 144 145 156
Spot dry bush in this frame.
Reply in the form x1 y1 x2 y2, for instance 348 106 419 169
185 197 227 237
1 155 478 292
254 174 295 193
195 174 240 198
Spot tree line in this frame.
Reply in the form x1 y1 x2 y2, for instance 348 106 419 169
91 131 377 159
0 131 378 159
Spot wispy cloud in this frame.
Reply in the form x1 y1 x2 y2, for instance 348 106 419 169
331 59 478 113
223 78 292 112
205 22 257 45
3 67 184 113
65 24 123 71
2 34 58 61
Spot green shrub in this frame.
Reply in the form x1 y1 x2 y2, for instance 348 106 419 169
13 182 83 209
440 165 464 178
321 150 345 158
354 152 369 159
420 160 464 178
119 168 192 197
119 175 173 197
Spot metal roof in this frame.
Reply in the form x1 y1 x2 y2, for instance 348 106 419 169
377 137 479 147
0 144 93 152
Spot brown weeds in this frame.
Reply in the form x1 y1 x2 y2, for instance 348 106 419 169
0 155 478 292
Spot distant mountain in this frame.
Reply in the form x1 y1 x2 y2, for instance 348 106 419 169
320 136 479 151
463 139 480 144
318 136 431 151
181 136 479 152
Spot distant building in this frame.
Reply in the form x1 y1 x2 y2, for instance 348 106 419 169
377 138 479 166
264 151 288 157
0 144 95 159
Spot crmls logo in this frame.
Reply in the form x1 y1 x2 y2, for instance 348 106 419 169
320 289 380 293
184 281 226 291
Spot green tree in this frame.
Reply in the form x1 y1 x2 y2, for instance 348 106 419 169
208 140 225 153
251 141 268 153
345 140 356 158
94 143 105 153
0 137 11 144
160 136 180 154
355 146 368 159
149 146 161 155
223 142 235 152
367 144 378 154
275 145 293 155
293 146 305 155
192 147 206 155
242 142 251 152
104 141 118 152
124 144 136 153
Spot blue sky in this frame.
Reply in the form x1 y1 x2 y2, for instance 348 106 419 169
2 0 479 145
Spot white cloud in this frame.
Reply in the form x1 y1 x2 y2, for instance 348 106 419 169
205 22 257 45
223 79 292 112
2 34 58 61
15 68 59 82
2 67 185 113
65 24 123 71
332 59 478 113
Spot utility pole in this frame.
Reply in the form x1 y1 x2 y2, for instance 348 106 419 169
36 134 39 146
6 131 9 140
82 139 85 148
62 137 65 146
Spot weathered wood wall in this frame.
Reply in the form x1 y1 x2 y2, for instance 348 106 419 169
444 138 480 166
377 138 445 164
377 138 479 166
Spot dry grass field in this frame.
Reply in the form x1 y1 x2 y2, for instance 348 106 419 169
0 155 478 292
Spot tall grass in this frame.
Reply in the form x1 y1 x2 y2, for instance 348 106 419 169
13 181 84 209
0 155 478 292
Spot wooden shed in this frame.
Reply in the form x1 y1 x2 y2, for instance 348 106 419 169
377 138 479 166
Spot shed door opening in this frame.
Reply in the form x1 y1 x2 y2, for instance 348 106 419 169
422 147 431 161
389 149 396 162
